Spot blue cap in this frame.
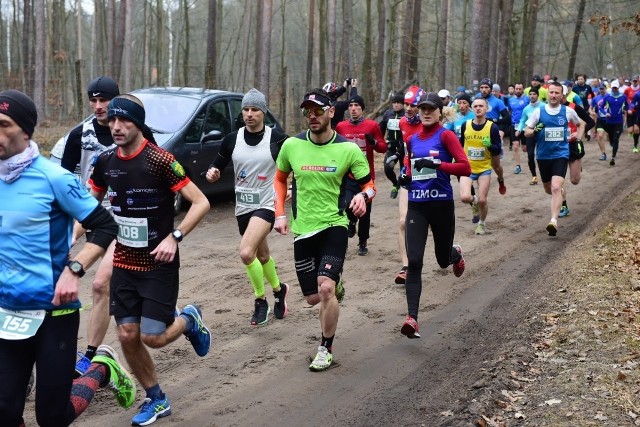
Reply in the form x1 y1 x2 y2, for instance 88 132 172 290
456 86 466 92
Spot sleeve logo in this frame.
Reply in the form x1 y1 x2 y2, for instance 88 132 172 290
171 161 186 178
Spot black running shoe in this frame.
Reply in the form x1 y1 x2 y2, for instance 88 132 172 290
250 298 270 325
273 283 289 319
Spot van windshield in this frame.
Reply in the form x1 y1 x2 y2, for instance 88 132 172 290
134 93 200 133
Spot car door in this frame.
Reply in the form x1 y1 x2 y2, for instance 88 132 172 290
198 98 234 195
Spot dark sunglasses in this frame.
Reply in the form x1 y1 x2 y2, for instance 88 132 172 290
302 106 330 117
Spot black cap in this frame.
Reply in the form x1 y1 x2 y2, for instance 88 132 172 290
300 91 332 108
417 92 444 110
0 89 38 138
529 86 539 95
532 74 544 83
479 78 493 88
391 93 404 103
87 76 120 100
456 93 472 104
348 95 365 110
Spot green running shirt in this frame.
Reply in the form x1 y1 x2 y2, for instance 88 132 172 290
276 130 371 236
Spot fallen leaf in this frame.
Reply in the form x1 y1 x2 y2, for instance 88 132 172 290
545 399 562 405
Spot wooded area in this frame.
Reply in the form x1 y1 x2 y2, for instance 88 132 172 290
1 0 638 129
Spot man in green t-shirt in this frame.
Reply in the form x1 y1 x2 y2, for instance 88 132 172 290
273 88 376 372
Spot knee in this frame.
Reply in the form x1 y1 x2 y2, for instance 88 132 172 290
571 177 581 185
460 194 472 204
317 281 335 301
117 324 140 347
239 247 255 265
407 259 422 272
91 276 109 297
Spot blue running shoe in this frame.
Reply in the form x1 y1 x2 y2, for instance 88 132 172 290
75 352 91 378
559 205 570 218
181 305 211 357
131 395 171 426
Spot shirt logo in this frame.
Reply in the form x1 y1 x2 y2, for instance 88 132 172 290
301 165 337 172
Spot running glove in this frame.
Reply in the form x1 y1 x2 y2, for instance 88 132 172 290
413 158 441 170
398 173 412 187
365 134 376 146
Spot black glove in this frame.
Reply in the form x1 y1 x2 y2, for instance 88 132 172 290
365 134 376 146
345 78 352 85
414 158 441 171
398 173 412 187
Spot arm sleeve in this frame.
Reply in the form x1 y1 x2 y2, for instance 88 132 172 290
574 104 595 133
60 126 82 172
379 113 388 135
488 123 502 155
372 123 387 153
80 205 118 249
459 121 466 147
439 130 471 177
211 133 237 171
273 169 289 217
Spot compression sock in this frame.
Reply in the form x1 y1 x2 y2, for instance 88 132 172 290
562 200 567 208
261 257 281 291
634 133 639 147
70 363 106 417
245 258 266 298
321 335 334 352
85 345 98 360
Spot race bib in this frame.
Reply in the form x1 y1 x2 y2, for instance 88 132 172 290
544 127 565 142
411 158 437 181
387 118 400 131
114 215 149 248
467 147 485 160
0 307 45 340
236 187 261 207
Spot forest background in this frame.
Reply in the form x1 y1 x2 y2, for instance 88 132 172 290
2 0 639 131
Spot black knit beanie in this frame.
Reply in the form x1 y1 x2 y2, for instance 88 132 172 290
0 90 38 138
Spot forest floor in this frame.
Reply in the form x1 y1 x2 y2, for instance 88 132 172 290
23 130 640 426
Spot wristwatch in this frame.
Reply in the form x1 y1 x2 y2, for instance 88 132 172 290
171 229 184 242
67 260 86 278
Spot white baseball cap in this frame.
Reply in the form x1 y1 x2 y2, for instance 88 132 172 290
437 89 450 98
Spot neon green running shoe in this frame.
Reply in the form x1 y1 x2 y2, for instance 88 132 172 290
92 344 136 409
335 279 345 303
309 346 333 372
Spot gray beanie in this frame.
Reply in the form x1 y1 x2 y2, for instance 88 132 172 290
242 88 268 114
492 84 501 91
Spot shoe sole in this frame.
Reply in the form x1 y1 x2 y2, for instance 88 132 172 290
400 323 420 338
546 223 558 236
132 407 172 426
394 275 406 285
274 284 288 320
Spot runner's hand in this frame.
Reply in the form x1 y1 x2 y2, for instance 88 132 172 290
150 235 178 263
533 123 545 134
350 193 367 217
414 158 440 170
205 167 220 183
365 134 376 146
52 270 80 306
398 173 411 187
274 216 289 235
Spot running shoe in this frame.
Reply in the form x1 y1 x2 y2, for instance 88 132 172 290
92 344 136 409
599 153 607 161
357 243 368 256
182 305 211 356
475 223 486 235
347 222 356 238
559 205 570 218
452 245 465 277
529 176 538 185
610 157 615 166
74 352 91 378
514 165 521 174
395 267 407 285
471 200 480 224
273 283 289 319
390 186 399 199
546 220 558 236
400 315 420 339
335 279 345 303
309 346 333 372
131 395 171 426
250 298 270 326
498 178 507 195
633 147 639 153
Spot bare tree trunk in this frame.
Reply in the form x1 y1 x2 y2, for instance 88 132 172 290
122 0 132 91
487 0 499 79
437 0 449 90
34 0 44 118
279 0 286 127
375 0 385 101
567 0 586 80
459 0 469 86
112 0 126 82
22 0 32 94
108 0 115 77
143 0 149 87
327 0 336 79
305 0 315 88
470 0 488 82
408 0 421 79
256 0 272 95
253 0 264 87
181 0 190 86
398 0 413 83
519 0 539 82
239 0 252 89
497 0 512 87
155 0 163 86
362 0 372 103
205 0 217 88
340 0 351 79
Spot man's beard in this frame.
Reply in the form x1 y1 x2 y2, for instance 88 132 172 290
309 120 329 135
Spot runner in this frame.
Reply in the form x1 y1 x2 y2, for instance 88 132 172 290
89 94 211 425
478 78 509 194
323 78 358 128
506 82 530 174
558 84 594 218
273 88 376 371
524 81 584 236
0 89 135 426
205 88 289 326
517 87 545 185
625 75 640 153
379 93 405 199
394 86 426 285
602 80 629 166
459 97 503 235
590 84 610 160
398 92 470 338
525 74 549 103
336 94 387 255
61 76 120 377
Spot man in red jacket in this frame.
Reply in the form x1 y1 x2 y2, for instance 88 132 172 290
336 95 386 255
